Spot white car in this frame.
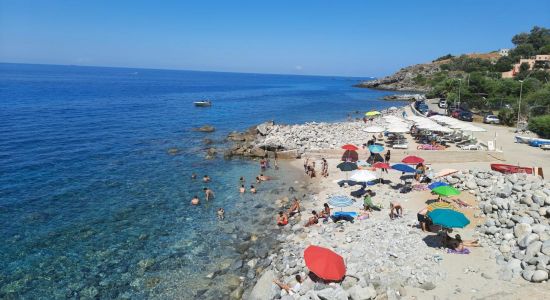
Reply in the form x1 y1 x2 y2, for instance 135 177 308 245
460 144 482 150
438 100 447 108
483 115 500 124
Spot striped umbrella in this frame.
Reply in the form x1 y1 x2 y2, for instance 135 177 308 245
328 195 354 209
427 202 457 211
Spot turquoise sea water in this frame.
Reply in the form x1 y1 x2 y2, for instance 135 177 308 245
0 63 402 298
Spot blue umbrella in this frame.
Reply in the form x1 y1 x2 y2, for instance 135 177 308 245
427 209 470 228
428 181 449 190
368 144 384 154
328 195 354 210
391 163 416 173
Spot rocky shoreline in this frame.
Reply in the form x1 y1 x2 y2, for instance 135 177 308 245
442 170 550 283
354 62 442 93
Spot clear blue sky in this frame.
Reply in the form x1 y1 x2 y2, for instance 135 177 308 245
1 0 549 77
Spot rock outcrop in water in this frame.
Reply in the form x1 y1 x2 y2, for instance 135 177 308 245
441 170 550 283
194 125 216 132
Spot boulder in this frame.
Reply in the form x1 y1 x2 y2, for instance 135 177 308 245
347 285 377 300
532 224 547 234
525 241 543 258
541 240 550 256
514 223 532 239
248 270 277 300
522 269 535 281
531 270 549 283
194 125 215 132
518 233 539 248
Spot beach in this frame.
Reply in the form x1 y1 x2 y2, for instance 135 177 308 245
236 106 550 299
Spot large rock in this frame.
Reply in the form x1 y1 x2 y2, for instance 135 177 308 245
194 125 215 132
316 287 349 300
531 270 549 282
347 285 377 300
518 233 539 248
525 241 543 258
248 270 277 300
257 121 274 136
514 223 532 239
541 240 550 256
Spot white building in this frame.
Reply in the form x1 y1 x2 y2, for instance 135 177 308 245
499 48 510 56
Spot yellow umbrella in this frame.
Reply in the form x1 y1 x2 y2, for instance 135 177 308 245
427 202 458 212
365 111 381 117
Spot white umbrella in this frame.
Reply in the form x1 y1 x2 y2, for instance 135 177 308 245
363 125 385 133
350 170 378 182
386 126 409 133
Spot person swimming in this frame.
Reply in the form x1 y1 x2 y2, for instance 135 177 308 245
217 208 225 220
239 185 246 193
276 211 288 226
191 173 197 179
203 175 211 183
204 187 215 201
191 195 200 205
250 185 257 193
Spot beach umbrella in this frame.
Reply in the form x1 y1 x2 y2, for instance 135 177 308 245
336 162 357 172
391 163 416 173
363 125 385 133
386 127 409 133
428 181 449 190
304 245 346 281
427 202 458 212
427 209 470 228
349 170 377 182
356 160 370 167
341 150 358 162
365 111 381 117
368 144 384 153
341 144 359 151
327 195 354 208
435 168 458 178
402 155 424 164
372 162 390 169
432 185 461 197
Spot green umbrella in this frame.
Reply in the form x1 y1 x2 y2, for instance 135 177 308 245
432 185 461 197
427 209 470 228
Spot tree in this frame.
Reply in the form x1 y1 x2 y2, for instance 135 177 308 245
528 115 550 138
493 56 514 72
527 26 550 50
540 44 550 55
509 44 536 60
512 32 530 46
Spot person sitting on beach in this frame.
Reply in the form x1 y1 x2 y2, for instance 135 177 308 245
363 190 380 211
273 275 304 296
276 211 289 226
389 202 403 219
319 203 331 221
191 195 200 205
203 175 211 183
454 234 480 249
217 208 225 220
287 198 301 216
417 207 430 232
305 210 319 227
250 185 257 194
191 173 197 180
204 187 214 201
239 185 246 193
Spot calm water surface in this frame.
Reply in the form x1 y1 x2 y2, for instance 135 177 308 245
0 63 402 298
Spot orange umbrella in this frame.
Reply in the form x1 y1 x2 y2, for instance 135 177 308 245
402 155 424 164
304 245 346 281
341 144 359 151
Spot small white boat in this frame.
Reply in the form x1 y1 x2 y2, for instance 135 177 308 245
194 100 212 107
541 144 550 150
515 136 533 144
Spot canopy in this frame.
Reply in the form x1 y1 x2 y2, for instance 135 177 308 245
337 162 358 172
365 111 381 117
341 144 359 151
372 162 390 169
432 185 461 197
368 144 384 153
304 245 346 281
391 163 417 173
363 125 385 133
428 181 449 190
427 209 470 228
327 195 354 207
402 155 424 164
349 170 378 182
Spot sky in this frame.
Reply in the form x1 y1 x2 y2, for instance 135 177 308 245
1 1 549 77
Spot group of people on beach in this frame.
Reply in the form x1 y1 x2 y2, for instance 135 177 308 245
303 157 328 178
190 174 215 206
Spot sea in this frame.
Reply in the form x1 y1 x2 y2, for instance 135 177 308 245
0 63 403 299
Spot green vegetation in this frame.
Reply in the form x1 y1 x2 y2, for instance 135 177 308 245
433 54 454 62
423 26 550 131
528 115 550 138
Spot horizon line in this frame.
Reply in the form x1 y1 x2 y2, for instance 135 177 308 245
0 61 377 80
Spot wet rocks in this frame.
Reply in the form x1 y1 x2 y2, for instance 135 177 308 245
193 125 215 132
167 148 181 155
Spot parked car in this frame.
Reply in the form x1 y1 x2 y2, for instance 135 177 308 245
458 111 473 122
438 99 447 108
427 110 439 117
483 115 500 124
450 109 461 118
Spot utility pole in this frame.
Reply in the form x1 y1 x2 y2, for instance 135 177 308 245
517 80 523 130
458 79 462 109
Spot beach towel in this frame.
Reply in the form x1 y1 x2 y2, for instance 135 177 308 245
447 248 470 255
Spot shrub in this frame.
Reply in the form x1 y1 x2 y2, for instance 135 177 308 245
528 115 550 138
498 109 516 126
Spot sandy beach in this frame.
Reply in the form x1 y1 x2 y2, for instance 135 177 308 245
240 106 550 300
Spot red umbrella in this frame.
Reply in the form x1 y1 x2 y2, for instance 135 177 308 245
402 155 424 164
372 162 390 169
304 245 346 281
341 144 359 151
341 150 358 162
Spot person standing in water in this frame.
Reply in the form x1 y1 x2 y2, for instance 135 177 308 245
239 185 246 193
191 195 200 205
204 187 215 201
